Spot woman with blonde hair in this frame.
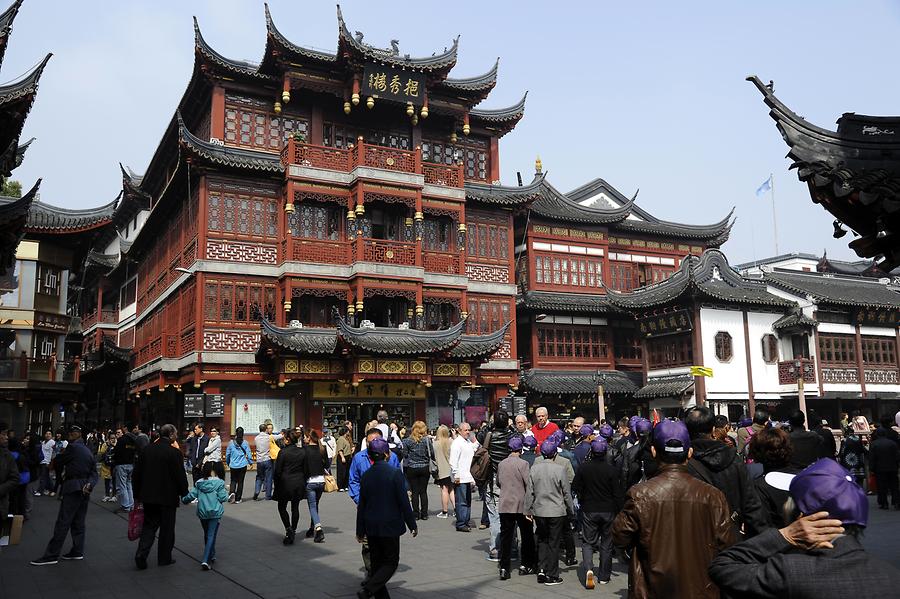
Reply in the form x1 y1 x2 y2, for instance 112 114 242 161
401 420 432 520
433 424 455 519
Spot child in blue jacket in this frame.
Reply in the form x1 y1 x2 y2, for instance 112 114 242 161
182 461 228 569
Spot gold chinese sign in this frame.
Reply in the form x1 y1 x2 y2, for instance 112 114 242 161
855 308 900 327
362 64 425 106
638 309 693 338
312 381 425 400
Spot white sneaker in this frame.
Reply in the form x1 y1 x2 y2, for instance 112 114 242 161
191 498 199 504
228 493 236 504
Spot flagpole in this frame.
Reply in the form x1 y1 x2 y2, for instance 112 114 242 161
770 173 779 255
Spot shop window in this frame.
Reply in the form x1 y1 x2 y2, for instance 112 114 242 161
761 334 779 363
715 331 733 362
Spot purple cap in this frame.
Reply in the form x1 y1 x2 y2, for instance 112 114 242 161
629 415 640 431
788 458 868 527
368 437 389 454
635 418 652 436
579 424 595 437
522 435 537 449
540 439 558 457
652 420 690 453
738 417 752 428
590 438 608 454
508 436 524 452
550 429 565 442
598 424 614 439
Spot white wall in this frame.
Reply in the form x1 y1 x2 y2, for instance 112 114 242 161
747 311 783 396
701 307 749 399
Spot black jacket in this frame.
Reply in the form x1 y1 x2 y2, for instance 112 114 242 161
133 439 189 506
356 460 417 538
688 437 768 537
572 455 624 513
0 447 19 517
752 467 799 528
274 444 306 500
186 434 210 468
303 444 330 478
55 440 99 495
113 432 137 466
620 437 657 490
709 528 900 599
487 426 512 473
788 427 824 470
812 425 837 459
869 435 900 473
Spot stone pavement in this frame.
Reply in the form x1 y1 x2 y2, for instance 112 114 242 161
2 480 898 599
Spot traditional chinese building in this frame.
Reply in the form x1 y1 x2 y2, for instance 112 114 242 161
70 6 534 435
749 75 900 271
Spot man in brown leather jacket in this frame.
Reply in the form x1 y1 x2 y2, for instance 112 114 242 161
612 420 734 598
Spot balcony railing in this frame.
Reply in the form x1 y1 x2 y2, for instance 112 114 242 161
777 358 817 385
0 356 80 383
281 138 465 187
81 308 118 329
424 250 462 274
293 239 352 265
363 239 417 266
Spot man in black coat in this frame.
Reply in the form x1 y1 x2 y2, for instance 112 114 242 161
685 407 768 539
30 425 98 565
809 413 837 459
0 425 20 535
185 422 209 484
869 428 900 509
787 410 824 469
356 438 417 599
133 424 189 569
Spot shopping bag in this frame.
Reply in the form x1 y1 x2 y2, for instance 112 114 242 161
127 504 144 541
324 474 338 493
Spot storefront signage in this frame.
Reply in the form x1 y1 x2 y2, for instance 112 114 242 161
638 309 692 338
184 394 204 418
205 393 225 417
34 312 69 332
313 381 425 400
362 63 425 106
854 307 900 327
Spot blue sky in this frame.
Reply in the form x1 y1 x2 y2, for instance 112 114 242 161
6 1 900 265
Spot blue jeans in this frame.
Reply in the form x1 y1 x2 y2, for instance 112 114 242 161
454 482 472 530
200 518 220 564
485 484 501 552
115 463 134 510
254 461 273 499
306 482 325 528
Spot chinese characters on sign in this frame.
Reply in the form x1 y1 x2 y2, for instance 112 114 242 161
855 308 900 327
361 64 425 106
312 381 425 400
638 309 693 338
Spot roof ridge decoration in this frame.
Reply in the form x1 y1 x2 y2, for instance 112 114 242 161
517 290 610 314
470 91 527 121
634 373 694 399
335 312 466 355
531 174 635 225
520 368 639 396
772 309 818 331
0 0 23 67
606 248 796 310
336 4 458 72
449 320 510 360
614 207 734 243
176 112 282 174
0 52 51 105
0 176 38 213
442 57 499 92
260 319 339 355
193 16 272 80
764 269 900 309
263 3 337 64
565 177 657 222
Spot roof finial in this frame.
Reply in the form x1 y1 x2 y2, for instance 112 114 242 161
535 155 542 174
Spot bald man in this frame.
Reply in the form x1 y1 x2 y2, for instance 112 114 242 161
514 415 534 439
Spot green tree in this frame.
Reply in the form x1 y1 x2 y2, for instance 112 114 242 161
1 179 22 197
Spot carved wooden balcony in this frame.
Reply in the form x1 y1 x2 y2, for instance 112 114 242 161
293 239 352 265
362 239 417 267
423 250 462 274
777 358 817 385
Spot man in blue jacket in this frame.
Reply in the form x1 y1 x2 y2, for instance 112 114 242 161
349 428 401 579
356 437 417 599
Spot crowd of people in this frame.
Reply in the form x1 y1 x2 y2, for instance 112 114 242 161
1 405 899 598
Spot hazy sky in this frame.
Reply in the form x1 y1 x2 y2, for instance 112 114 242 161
6 1 900 265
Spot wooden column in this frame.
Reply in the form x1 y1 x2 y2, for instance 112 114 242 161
855 323 866 398
489 136 500 182
197 175 208 259
194 271 204 368
210 86 225 140
692 305 706 406
813 317 824 397
742 310 755 416
284 181 294 263
310 104 324 146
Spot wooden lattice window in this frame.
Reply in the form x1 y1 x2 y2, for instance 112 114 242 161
647 334 693 368
861 336 896 365
818 334 856 365
715 331 733 362
204 280 277 326
422 137 489 181
761 334 779 364
613 328 642 361
291 203 342 240
537 325 608 360
468 222 508 261
466 297 511 334
423 217 452 251
207 182 278 240
533 253 603 289
323 123 410 150
224 94 308 151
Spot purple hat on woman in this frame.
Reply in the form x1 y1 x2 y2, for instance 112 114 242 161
508 436 524 452
579 424 595 437
788 459 868 527
590 438 608 454
629 415 641 431
522 435 537 449
551 429 565 442
540 439 558 457
598 424 614 439
635 418 653 436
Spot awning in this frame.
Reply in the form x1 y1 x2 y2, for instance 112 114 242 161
634 374 694 399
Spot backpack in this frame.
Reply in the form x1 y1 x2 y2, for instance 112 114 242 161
470 431 493 486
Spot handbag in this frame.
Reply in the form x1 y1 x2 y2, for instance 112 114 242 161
324 474 338 493
427 439 439 479
127 504 144 542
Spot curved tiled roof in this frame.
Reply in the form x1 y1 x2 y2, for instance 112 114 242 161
261 320 339 355
521 369 639 396
613 208 734 243
194 17 272 81
449 321 510 360
0 52 50 105
606 249 796 310
442 58 499 93
634 374 693 399
531 176 634 225
0 0 23 67
765 270 900 309
470 92 527 122
772 310 818 330
337 5 458 72
26 196 117 231
464 172 546 206
336 315 465 355
263 3 337 64
517 290 610 314
177 113 282 174
85 249 119 271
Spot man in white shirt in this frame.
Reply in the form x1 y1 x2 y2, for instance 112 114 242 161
450 421 477 532
253 423 282 501
515 415 534 439
38 430 55 495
